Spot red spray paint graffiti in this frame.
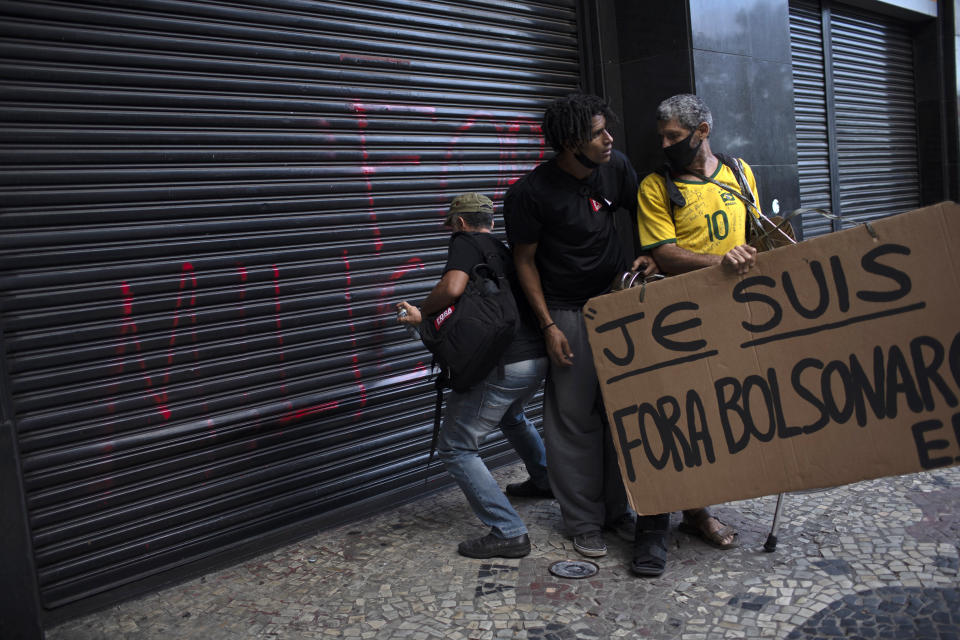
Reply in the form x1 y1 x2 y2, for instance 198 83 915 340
113 262 199 422
112 104 545 429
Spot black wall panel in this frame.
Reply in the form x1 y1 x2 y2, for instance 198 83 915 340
0 0 579 610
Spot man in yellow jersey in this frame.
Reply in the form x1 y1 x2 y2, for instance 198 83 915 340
637 93 759 276
632 94 757 577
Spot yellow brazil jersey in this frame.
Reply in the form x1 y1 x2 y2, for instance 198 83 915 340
637 159 760 256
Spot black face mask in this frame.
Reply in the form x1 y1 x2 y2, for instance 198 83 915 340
574 150 599 170
663 130 702 170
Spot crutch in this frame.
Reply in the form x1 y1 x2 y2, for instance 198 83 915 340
764 493 785 552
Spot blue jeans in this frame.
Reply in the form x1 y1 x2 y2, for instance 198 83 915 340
438 357 549 539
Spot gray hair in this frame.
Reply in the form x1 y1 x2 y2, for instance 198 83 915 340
656 94 713 132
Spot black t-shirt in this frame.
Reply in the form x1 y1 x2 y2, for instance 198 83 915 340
443 231 545 364
503 149 639 308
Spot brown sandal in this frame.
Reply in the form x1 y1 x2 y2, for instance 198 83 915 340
678 512 738 549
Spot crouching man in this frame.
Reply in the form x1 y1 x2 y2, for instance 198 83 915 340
397 193 550 559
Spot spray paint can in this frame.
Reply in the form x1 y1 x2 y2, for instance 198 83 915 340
397 307 420 340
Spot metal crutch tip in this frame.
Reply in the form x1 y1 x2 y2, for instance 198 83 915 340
763 534 778 552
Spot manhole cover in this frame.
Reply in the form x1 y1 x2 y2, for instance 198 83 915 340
549 560 599 579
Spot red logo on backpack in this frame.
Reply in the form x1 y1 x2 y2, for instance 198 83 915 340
434 305 454 329
590 198 602 212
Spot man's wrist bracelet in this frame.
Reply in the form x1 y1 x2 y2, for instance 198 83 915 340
541 322 556 332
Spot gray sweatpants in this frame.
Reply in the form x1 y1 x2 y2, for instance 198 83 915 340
543 307 628 536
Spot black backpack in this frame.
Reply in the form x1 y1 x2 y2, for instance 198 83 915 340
418 232 521 472
419 232 519 393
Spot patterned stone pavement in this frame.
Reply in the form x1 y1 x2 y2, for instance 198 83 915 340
48 465 959 640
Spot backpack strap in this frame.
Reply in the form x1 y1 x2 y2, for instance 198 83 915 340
428 368 445 466
654 163 687 210
454 231 508 279
425 360 450 484
714 153 755 207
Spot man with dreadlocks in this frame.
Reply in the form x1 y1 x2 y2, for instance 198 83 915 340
503 93 657 558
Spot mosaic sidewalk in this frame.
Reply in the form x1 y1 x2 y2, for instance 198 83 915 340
48 465 960 639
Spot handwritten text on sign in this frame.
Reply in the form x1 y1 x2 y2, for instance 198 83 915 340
584 202 960 515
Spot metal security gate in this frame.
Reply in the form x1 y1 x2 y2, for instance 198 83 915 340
789 0 920 238
0 0 579 612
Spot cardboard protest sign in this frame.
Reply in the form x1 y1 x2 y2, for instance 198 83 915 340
585 202 960 515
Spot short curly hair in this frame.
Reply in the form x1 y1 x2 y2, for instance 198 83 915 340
656 94 713 132
541 93 615 153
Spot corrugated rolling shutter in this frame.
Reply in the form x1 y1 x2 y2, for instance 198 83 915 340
789 0 834 238
0 0 579 609
831 6 920 225
789 0 920 237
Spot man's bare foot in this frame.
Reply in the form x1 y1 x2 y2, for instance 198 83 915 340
679 508 738 549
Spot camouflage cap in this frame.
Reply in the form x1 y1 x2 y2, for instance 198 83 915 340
445 192 494 225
